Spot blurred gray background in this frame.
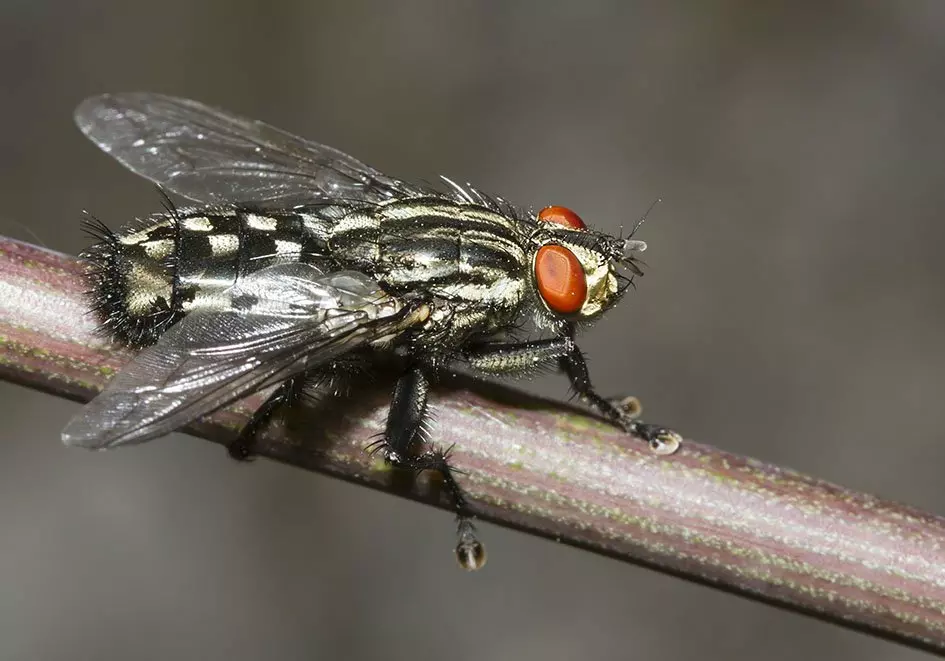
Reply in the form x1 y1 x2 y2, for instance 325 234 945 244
2 1 945 660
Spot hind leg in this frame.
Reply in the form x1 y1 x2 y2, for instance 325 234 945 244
227 355 369 460
227 373 309 461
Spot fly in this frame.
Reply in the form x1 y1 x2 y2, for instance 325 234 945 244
62 92 682 570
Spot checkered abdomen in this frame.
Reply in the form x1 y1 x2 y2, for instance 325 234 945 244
84 208 328 347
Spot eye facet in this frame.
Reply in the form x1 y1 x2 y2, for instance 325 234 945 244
534 245 587 315
538 206 586 230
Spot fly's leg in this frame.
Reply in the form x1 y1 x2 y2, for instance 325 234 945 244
464 337 573 375
559 342 682 455
227 373 308 461
374 365 486 571
463 335 681 455
227 355 368 460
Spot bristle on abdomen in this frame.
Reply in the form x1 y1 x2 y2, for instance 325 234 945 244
80 212 181 348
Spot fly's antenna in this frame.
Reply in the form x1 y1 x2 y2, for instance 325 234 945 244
629 197 662 239
621 197 661 261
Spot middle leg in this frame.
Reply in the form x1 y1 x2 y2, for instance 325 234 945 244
374 364 486 571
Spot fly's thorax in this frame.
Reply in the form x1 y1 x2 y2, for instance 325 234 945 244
329 198 531 310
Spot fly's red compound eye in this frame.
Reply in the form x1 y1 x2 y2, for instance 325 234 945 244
534 245 587 315
538 206 586 230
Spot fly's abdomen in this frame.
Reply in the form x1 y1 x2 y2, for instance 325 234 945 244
83 208 327 347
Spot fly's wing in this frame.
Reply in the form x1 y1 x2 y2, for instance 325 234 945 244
74 92 423 208
61 263 428 449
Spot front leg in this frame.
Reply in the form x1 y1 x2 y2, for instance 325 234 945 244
557 336 681 455
463 333 681 455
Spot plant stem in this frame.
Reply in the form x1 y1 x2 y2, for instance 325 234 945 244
2 235 944 655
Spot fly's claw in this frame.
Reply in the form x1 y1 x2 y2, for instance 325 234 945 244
455 519 487 571
227 441 256 462
633 422 682 456
609 396 682 455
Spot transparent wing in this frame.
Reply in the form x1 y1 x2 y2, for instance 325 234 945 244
62 263 428 449
74 92 420 207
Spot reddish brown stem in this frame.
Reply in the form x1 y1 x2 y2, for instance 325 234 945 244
2 236 944 655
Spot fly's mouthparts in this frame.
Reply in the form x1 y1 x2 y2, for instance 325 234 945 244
623 238 647 255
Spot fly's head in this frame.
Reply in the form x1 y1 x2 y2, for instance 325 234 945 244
529 205 647 328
